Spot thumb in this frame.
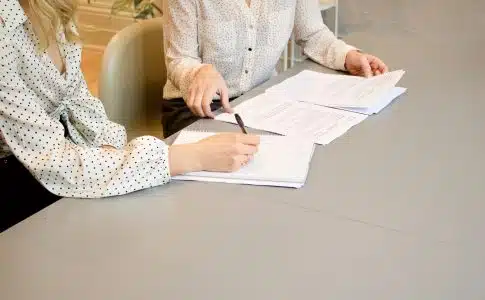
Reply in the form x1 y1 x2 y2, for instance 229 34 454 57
360 55 372 78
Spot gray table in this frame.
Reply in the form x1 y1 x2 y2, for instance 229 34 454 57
1 59 484 299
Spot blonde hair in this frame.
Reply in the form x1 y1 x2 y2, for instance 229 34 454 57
29 0 79 48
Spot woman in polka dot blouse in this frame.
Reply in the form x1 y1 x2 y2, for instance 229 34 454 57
161 0 389 137
0 0 260 232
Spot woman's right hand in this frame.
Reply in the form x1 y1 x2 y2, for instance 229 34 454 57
169 133 260 175
196 133 260 172
186 65 233 118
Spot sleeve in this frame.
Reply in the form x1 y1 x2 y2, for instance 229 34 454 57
293 0 357 71
66 70 127 149
0 57 171 199
162 0 205 100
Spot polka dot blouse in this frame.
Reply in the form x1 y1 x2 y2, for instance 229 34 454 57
0 1 170 198
162 0 357 101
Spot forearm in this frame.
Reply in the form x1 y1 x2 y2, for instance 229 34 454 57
27 136 171 198
166 59 205 99
68 76 127 148
294 0 356 70
301 32 356 70
162 0 204 99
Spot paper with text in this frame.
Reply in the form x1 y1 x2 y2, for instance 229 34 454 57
336 87 407 115
268 71 361 102
216 94 367 145
267 70 406 110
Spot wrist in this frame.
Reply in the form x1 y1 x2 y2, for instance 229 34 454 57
198 64 214 74
344 49 361 71
168 143 203 176
190 64 212 80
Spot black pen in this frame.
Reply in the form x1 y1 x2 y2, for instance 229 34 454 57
234 113 247 134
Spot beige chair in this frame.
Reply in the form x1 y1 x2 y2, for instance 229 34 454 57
98 18 166 139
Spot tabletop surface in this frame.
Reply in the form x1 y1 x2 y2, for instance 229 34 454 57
2 1 485 298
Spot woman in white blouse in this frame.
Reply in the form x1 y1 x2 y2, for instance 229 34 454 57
0 0 260 232
161 0 389 137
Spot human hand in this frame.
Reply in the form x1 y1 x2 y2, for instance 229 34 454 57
195 133 260 172
186 65 233 118
344 50 389 77
168 133 260 175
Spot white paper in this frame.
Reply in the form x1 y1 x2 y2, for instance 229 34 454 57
171 176 305 188
329 70 405 108
267 69 406 110
216 93 367 145
334 87 407 115
172 131 315 188
268 70 361 102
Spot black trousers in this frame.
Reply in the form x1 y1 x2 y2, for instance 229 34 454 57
161 97 237 138
0 155 61 232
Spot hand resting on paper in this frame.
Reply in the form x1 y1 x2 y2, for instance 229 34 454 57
169 133 260 175
345 50 389 77
186 65 234 118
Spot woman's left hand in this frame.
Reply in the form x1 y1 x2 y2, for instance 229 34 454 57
345 50 389 77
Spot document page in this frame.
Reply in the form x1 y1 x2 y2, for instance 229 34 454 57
216 93 367 145
266 69 405 110
267 71 361 103
327 70 406 108
332 87 407 115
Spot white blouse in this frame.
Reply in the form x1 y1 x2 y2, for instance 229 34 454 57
0 1 170 198
162 0 356 100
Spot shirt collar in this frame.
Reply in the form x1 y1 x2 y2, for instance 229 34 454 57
0 0 28 35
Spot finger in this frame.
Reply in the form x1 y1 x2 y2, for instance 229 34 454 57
242 155 252 166
232 143 258 155
187 86 201 116
369 60 379 75
371 57 388 74
202 86 215 118
360 55 373 78
369 58 379 69
230 155 250 172
235 133 260 146
192 86 205 117
381 62 389 73
219 83 233 113
202 100 214 118
187 85 196 112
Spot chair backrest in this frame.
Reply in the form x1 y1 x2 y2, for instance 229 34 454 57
98 18 166 132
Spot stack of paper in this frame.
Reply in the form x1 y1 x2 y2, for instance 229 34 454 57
216 94 367 145
267 70 407 115
216 70 407 145
171 130 315 188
